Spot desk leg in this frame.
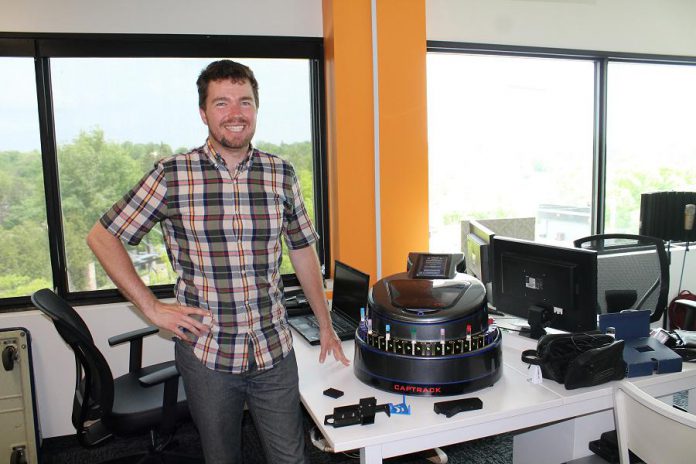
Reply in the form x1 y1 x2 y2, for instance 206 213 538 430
513 410 614 464
360 444 383 464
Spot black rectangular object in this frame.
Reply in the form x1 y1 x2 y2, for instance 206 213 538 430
288 260 370 345
491 236 598 334
433 397 483 417
323 388 344 399
640 191 696 241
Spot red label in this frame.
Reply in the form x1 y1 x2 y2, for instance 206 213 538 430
393 384 441 394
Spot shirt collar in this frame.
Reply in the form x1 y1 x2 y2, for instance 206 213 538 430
205 139 255 171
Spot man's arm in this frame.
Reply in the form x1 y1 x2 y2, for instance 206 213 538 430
288 246 350 366
86 222 210 339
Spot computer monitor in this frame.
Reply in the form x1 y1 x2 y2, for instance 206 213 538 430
465 219 495 283
332 261 371 318
491 236 598 338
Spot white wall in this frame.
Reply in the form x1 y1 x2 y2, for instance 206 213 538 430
0 0 323 36
427 0 696 56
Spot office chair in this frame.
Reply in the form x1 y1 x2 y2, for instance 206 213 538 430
31 288 200 463
613 380 696 464
573 234 669 324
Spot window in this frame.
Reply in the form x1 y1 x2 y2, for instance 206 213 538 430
0 35 327 308
605 61 696 233
0 58 52 299
427 52 594 251
427 43 696 254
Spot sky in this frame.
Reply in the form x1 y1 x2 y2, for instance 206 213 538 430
1 57 312 152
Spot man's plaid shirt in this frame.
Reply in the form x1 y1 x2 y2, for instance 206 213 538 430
100 141 319 373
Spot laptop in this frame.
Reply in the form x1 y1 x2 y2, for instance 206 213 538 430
288 260 370 345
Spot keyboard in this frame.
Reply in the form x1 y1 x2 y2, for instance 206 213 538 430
331 314 356 333
307 313 355 334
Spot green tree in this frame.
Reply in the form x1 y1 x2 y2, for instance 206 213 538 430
0 133 316 298
255 141 316 274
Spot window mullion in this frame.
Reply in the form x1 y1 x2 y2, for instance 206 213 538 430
35 55 70 297
593 58 609 235
309 58 330 273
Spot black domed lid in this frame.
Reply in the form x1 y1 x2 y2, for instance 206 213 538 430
370 272 486 323
387 279 470 310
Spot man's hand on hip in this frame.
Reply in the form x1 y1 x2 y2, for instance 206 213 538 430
144 301 212 340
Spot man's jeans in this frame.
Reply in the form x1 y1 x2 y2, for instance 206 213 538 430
175 340 308 463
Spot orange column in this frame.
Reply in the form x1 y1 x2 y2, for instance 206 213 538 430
322 0 377 279
375 0 429 277
322 0 428 280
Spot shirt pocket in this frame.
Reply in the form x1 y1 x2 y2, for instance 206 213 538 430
242 191 284 243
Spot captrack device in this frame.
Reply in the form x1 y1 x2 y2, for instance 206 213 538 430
353 253 503 396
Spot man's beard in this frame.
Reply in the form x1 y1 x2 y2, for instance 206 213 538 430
219 136 251 150
213 118 254 150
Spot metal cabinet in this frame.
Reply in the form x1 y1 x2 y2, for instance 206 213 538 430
1 328 39 464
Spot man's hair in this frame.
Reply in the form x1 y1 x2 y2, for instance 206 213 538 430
196 60 259 109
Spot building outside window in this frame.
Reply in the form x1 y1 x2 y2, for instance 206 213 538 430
427 47 696 254
427 52 594 252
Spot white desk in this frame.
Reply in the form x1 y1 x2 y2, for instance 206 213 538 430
294 330 696 464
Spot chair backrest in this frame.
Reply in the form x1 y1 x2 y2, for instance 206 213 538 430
613 380 696 464
573 234 669 323
31 289 115 438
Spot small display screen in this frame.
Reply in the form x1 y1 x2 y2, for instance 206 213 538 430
414 254 450 279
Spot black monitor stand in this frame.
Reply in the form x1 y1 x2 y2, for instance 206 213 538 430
520 305 552 340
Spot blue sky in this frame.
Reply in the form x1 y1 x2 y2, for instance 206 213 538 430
1 57 312 152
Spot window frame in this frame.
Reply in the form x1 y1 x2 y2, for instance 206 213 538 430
0 33 330 310
427 40 696 243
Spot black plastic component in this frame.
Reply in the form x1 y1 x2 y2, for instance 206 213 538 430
323 387 344 399
434 397 483 418
2 345 17 371
10 446 27 464
324 397 391 427
588 430 641 463
672 346 696 361
526 305 552 340
354 328 503 396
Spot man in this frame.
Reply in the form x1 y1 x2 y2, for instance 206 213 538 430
87 59 349 463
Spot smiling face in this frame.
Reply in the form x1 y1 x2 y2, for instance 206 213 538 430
199 78 258 158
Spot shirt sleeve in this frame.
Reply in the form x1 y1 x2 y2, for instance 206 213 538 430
283 163 319 250
99 163 168 246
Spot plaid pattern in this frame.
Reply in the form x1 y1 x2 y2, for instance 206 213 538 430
100 141 319 373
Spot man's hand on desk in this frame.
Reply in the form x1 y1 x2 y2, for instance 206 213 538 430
318 326 350 366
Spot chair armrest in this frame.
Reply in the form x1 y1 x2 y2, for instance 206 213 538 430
139 364 182 437
108 326 159 374
139 364 180 387
108 326 159 346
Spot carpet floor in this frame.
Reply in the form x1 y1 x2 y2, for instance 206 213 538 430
40 408 513 463
40 391 687 463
